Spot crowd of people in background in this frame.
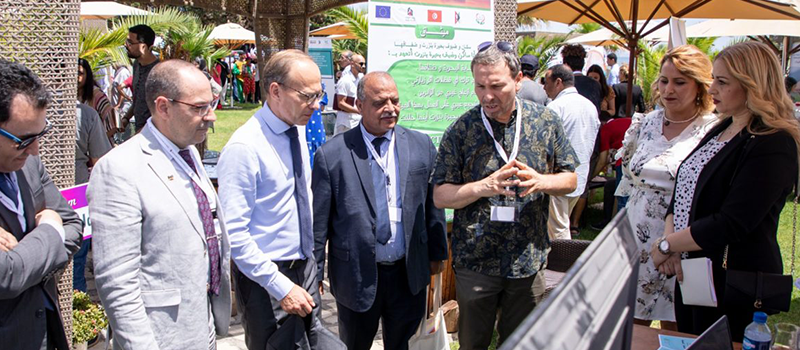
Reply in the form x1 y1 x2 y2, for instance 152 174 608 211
1 20 799 350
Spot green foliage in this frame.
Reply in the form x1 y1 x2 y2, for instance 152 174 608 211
72 290 108 344
687 37 718 57
327 6 368 58
310 13 337 31
573 23 602 34
636 43 667 109
79 27 128 71
517 35 568 78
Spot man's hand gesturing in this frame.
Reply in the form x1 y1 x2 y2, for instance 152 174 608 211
513 160 547 197
474 162 519 198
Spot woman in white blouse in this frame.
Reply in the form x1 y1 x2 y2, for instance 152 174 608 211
615 45 717 330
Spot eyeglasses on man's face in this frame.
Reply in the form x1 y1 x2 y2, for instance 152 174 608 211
279 83 324 105
0 119 52 150
166 98 216 117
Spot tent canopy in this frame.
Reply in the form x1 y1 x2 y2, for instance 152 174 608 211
209 22 256 47
567 20 670 46
80 1 151 20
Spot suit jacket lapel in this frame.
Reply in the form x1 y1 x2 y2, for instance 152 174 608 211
140 128 206 244
394 127 413 246
345 128 377 214
0 203 22 239
15 169 35 233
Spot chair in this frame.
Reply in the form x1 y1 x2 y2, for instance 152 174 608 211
542 239 592 300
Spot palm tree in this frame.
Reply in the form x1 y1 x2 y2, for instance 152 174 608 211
572 23 602 34
327 6 368 58
636 43 667 108
517 35 567 77
79 7 229 71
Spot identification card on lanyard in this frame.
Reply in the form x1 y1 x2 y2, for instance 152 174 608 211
481 99 523 223
363 132 402 223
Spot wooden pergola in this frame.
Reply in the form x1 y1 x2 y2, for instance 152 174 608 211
0 0 517 347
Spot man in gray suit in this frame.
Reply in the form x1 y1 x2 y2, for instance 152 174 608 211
88 60 231 349
0 59 83 350
312 72 448 349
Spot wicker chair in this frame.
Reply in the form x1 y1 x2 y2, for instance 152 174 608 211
542 239 592 300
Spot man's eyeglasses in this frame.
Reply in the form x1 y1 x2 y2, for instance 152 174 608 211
279 83 324 105
478 41 514 53
166 98 215 117
125 39 141 46
0 119 52 150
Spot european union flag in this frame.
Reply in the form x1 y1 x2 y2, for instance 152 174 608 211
376 5 391 19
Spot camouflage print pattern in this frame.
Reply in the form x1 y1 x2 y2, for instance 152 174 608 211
430 99 578 278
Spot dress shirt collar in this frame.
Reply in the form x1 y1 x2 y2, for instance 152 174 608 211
554 86 578 100
359 123 394 143
258 102 292 136
146 118 189 154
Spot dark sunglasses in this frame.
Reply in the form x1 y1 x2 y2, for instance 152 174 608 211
358 62 366 68
478 41 514 53
0 119 52 150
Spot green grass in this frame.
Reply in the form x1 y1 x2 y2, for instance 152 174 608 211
205 107 800 336
207 103 262 152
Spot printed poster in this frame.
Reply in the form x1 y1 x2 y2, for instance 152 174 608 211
368 0 494 144
61 184 91 240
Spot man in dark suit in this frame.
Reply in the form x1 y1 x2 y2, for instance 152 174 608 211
561 44 603 113
312 71 448 350
0 59 83 350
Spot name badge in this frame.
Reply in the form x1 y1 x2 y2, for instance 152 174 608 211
389 206 402 223
490 206 517 222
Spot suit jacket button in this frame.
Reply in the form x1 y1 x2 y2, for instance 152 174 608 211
35 309 44 318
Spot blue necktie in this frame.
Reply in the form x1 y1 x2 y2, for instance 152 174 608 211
0 173 18 206
286 127 314 259
371 137 391 245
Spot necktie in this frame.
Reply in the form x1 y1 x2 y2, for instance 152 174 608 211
0 173 18 206
178 150 221 295
285 127 314 259
370 137 391 245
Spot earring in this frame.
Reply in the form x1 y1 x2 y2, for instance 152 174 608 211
695 95 701 106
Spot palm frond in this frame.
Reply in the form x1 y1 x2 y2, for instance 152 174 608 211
79 27 129 70
517 35 567 77
327 6 368 57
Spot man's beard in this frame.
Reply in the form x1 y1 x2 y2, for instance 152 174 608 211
127 49 140 59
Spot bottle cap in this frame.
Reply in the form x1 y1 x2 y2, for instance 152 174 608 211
753 311 767 324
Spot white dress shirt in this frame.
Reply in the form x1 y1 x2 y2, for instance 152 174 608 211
359 124 405 262
547 87 600 197
217 103 312 300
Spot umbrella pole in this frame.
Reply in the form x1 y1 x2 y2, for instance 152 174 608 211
626 38 638 117
783 36 790 74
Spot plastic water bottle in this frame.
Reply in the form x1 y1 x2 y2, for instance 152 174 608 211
742 311 771 350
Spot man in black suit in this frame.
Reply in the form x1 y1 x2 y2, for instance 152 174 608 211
312 71 448 350
561 44 603 113
0 59 83 350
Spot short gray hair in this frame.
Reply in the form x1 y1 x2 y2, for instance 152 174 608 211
262 49 314 88
146 59 194 112
471 43 521 78
356 71 395 101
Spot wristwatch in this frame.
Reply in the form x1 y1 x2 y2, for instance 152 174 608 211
657 237 671 255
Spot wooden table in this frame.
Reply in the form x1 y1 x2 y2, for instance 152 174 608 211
632 324 742 350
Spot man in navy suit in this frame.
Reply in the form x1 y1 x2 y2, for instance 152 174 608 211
312 71 448 350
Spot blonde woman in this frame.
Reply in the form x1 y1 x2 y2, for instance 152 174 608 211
615 45 717 330
651 41 800 341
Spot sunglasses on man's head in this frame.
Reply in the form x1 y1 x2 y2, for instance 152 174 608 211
478 41 514 53
0 119 52 150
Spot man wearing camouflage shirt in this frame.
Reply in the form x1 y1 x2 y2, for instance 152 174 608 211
430 41 578 350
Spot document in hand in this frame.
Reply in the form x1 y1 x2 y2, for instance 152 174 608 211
679 258 717 307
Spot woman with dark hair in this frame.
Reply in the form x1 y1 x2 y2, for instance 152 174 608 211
652 41 800 342
588 64 616 120
78 59 116 144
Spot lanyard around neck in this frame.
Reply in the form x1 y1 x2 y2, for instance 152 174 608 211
362 130 396 175
480 98 522 164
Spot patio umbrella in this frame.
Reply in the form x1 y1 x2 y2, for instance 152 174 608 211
685 19 800 69
209 22 256 48
310 22 353 37
518 0 800 116
80 1 151 20
567 21 669 46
